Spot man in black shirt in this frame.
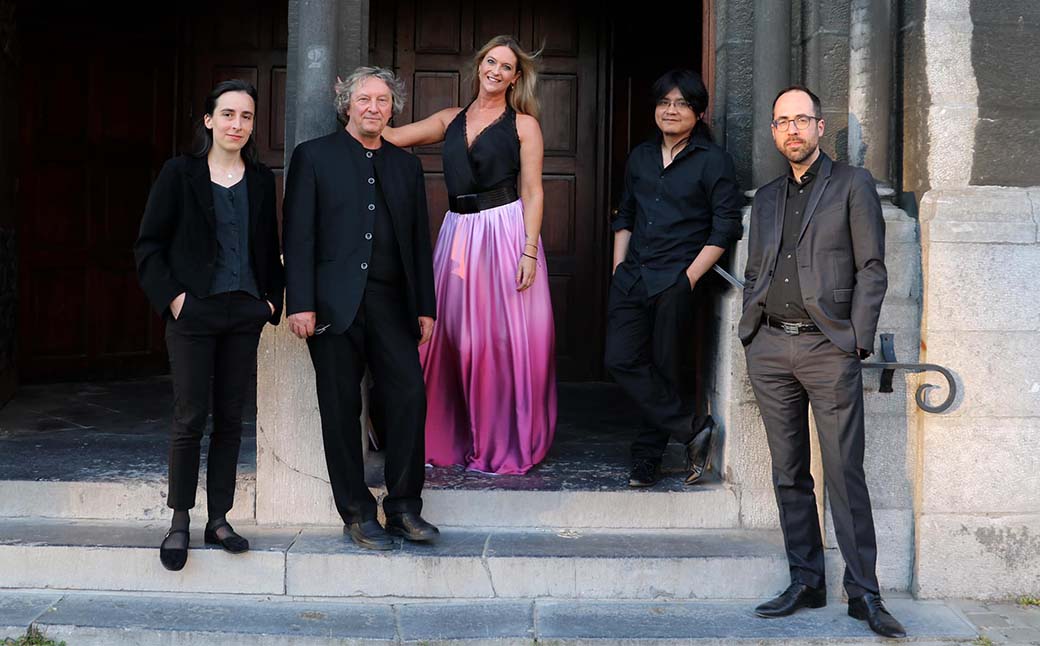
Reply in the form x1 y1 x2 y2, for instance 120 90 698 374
605 69 743 488
739 85 903 638
283 67 438 550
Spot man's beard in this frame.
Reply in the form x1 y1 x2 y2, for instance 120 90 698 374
782 139 818 164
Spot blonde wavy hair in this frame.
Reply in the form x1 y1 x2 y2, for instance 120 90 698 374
470 35 542 118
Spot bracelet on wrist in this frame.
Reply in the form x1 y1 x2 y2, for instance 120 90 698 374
522 253 537 260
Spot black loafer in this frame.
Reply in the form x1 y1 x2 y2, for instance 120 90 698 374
159 528 189 571
345 519 396 550
848 593 907 638
684 415 718 485
385 512 440 542
628 458 660 488
755 582 827 618
204 520 249 554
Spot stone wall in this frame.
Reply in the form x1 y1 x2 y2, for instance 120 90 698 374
906 0 1040 599
969 0 1040 187
916 188 1040 598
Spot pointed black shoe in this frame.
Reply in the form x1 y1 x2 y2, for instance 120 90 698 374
345 519 396 550
754 582 827 618
848 593 907 638
628 458 660 488
385 512 440 542
204 520 249 554
684 415 718 485
159 529 189 571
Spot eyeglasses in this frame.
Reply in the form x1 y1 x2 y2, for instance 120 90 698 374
656 98 693 111
771 115 818 132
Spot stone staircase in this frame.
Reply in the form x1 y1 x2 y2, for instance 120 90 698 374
0 380 979 644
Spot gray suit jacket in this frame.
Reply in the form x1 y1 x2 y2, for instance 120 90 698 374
738 154 887 354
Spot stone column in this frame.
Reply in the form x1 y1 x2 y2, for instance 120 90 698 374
255 0 370 526
751 0 790 187
848 0 892 183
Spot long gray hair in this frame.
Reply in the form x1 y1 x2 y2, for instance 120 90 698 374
333 66 407 120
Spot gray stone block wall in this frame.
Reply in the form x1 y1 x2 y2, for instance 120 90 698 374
969 0 1040 187
916 187 1040 598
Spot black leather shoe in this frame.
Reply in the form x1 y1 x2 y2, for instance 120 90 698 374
628 458 660 487
684 415 718 485
204 520 249 554
755 582 827 618
385 512 440 542
345 519 396 550
848 593 907 638
159 529 189 571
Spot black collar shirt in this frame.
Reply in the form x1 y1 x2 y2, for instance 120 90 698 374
612 134 744 297
763 152 825 321
343 134 405 292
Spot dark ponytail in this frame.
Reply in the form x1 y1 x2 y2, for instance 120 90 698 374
651 68 713 142
192 79 260 165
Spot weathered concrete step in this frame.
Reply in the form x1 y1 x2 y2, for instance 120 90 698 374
0 591 978 645
0 478 741 529
0 519 833 600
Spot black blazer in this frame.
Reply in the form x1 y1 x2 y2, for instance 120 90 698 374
134 154 285 324
738 154 887 354
282 130 436 337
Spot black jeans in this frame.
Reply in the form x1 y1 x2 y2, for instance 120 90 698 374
164 291 269 517
604 273 699 460
306 285 426 524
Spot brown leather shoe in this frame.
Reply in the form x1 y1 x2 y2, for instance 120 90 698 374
345 519 396 550
385 512 440 542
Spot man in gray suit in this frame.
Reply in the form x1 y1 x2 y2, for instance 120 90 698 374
739 85 904 638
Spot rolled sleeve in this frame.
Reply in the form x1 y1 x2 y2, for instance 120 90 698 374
704 152 744 249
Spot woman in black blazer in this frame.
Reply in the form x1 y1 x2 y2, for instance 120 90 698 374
134 79 284 571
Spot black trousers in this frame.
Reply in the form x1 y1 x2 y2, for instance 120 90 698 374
604 274 698 460
745 324 880 598
164 291 269 516
306 285 426 524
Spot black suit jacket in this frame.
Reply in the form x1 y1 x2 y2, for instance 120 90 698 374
134 155 285 323
282 130 436 337
738 154 887 354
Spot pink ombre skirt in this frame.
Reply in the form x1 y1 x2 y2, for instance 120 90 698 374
420 199 557 475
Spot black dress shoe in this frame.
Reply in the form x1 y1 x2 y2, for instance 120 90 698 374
159 529 189 571
754 582 827 618
684 415 718 485
848 593 907 638
628 458 660 487
385 512 440 542
345 519 396 550
204 520 249 554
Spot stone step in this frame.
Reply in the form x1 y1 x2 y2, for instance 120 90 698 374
0 478 741 529
0 591 978 645
0 519 843 600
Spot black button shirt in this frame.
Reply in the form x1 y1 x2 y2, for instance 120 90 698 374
612 135 744 297
348 139 405 291
209 177 259 298
763 153 825 321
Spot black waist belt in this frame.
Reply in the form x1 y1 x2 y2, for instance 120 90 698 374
449 185 519 214
762 314 820 335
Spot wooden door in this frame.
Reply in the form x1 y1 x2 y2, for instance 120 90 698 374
16 1 288 383
17 7 178 381
371 0 608 380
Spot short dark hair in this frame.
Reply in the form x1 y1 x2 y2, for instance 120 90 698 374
651 69 712 141
772 85 822 119
192 79 260 165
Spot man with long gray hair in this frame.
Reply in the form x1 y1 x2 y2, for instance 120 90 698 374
283 66 438 550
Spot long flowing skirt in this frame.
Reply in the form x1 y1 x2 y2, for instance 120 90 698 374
420 199 557 475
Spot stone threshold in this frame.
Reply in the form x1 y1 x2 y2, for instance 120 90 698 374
0 591 978 645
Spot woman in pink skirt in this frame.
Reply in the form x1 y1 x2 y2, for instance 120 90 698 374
383 35 556 474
